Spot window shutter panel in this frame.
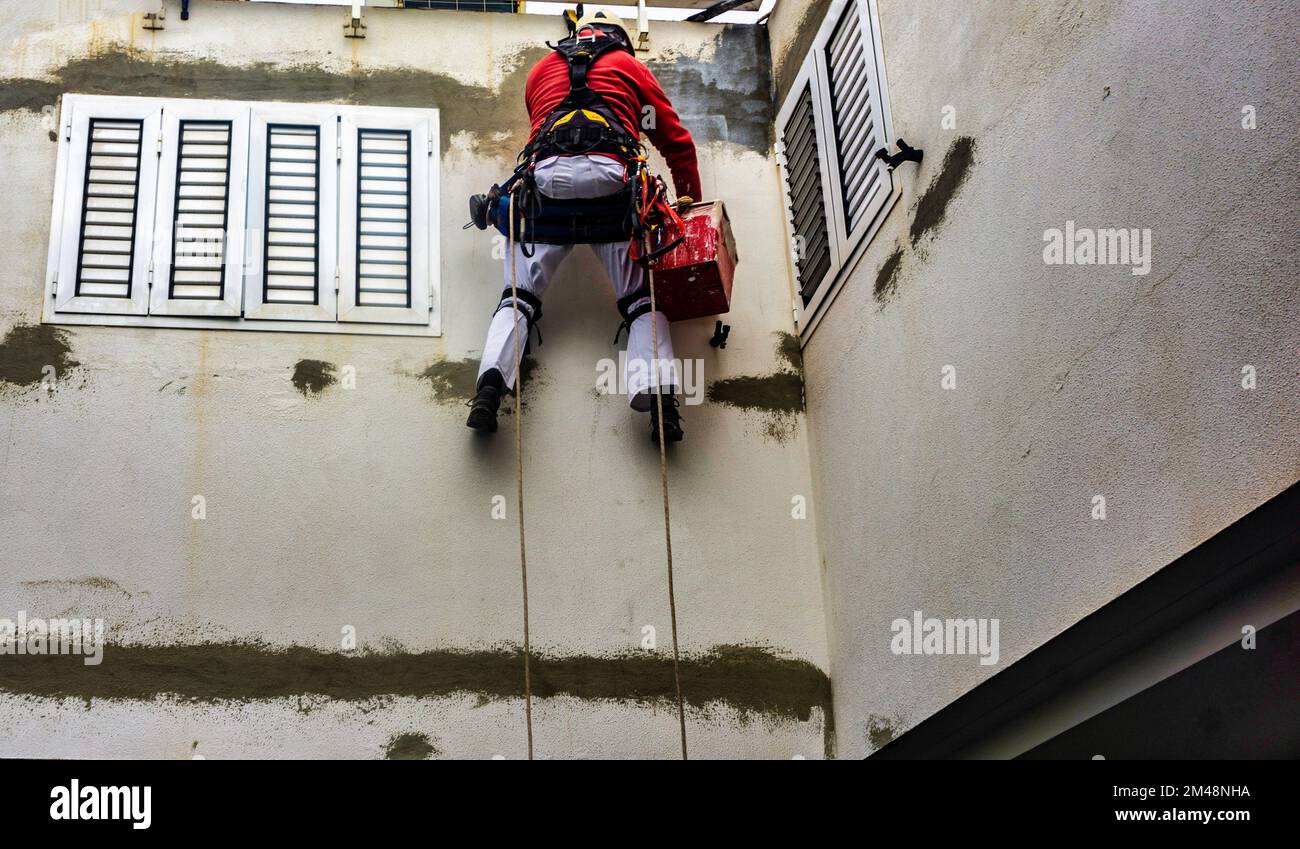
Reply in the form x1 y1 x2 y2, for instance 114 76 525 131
244 106 339 322
170 120 234 301
778 83 833 305
337 107 437 325
263 125 323 305
354 128 413 309
150 103 249 317
823 0 892 244
53 97 162 316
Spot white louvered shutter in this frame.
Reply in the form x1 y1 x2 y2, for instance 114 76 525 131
53 96 162 316
47 96 443 336
821 0 892 249
777 81 834 305
150 102 250 317
244 105 339 322
776 0 896 319
337 107 439 325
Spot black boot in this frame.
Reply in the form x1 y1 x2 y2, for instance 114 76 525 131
466 371 504 433
649 393 684 444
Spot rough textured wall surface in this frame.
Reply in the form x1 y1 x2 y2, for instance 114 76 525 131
784 0 1300 758
0 1 829 759
765 0 830 107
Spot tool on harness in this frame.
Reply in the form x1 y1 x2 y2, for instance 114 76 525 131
466 160 531 232
466 166 546 258
467 183 506 233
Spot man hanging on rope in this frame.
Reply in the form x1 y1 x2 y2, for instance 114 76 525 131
466 6 701 444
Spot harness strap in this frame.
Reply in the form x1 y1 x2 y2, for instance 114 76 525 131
568 51 592 91
526 35 640 162
496 185 637 247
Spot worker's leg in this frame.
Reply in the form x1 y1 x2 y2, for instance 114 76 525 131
468 241 570 433
479 154 619 392
592 242 681 416
477 241 571 392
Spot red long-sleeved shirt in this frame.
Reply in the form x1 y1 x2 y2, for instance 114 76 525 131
524 44 702 202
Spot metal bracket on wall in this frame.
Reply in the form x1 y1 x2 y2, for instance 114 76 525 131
344 2 366 39
142 6 164 31
874 138 924 172
709 320 731 349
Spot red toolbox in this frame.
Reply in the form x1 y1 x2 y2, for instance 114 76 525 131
650 200 738 322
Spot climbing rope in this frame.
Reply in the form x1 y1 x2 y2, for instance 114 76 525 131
507 191 535 761
647 268 689 761
502 187 686 761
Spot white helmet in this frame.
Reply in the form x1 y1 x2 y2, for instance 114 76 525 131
575 8 633 48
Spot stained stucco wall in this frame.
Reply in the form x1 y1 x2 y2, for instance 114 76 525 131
0 0 830 759
766 0 829 110
770 0 1300 758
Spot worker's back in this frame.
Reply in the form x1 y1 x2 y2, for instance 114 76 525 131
524 42 701 202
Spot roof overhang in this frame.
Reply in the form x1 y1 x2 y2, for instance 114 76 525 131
250 1 775 25
523 1 773 25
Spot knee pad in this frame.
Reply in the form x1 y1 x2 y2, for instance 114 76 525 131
612 286 653 344
494 287 544 349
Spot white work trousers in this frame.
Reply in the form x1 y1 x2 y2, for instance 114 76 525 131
476 155 678 411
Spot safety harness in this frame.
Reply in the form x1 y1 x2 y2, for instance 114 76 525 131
475 30 643 259
491 185 638 248
524 32 641 163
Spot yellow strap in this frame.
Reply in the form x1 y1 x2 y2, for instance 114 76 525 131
551 109 612 129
